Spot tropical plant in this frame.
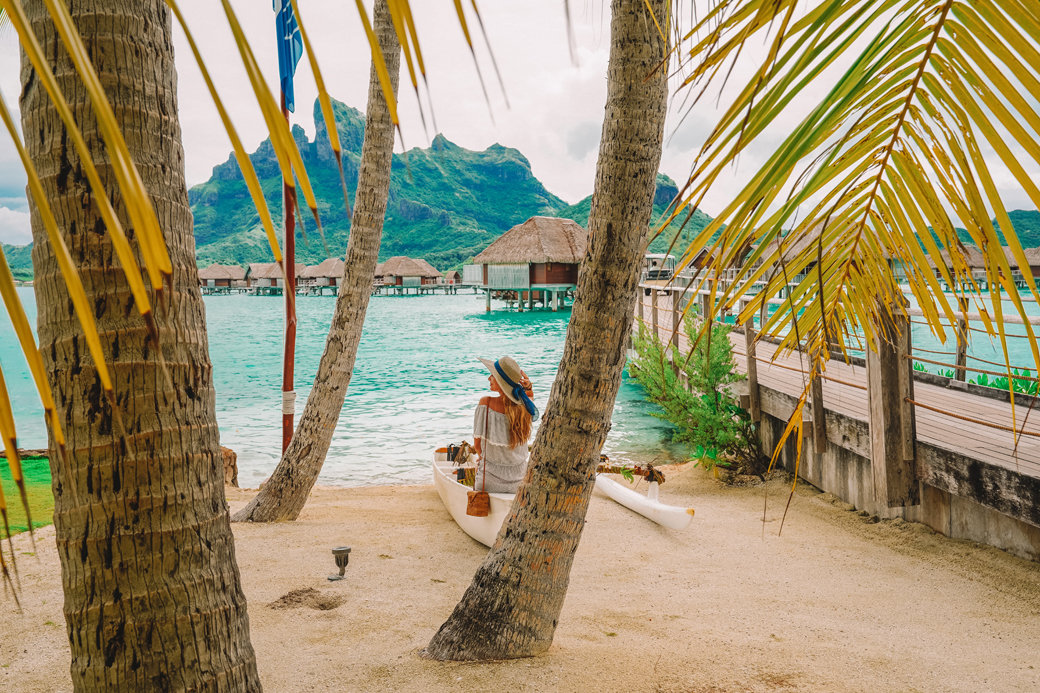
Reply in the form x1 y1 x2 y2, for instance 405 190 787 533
668 0 1040 446
972 369 1040 396
424 0 669 660
629 321 766 476
235 0 401 522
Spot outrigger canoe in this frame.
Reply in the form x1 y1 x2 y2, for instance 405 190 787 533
432 451 695 547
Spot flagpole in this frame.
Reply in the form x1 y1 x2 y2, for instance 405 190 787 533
281 93 297 454
276 0 300 455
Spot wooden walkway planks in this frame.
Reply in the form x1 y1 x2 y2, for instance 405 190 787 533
633 292 1040 480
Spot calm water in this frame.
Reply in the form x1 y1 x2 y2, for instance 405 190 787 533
7 286 1040 487
1 288 685 486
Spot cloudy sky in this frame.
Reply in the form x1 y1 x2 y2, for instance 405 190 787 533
0 1 1035 246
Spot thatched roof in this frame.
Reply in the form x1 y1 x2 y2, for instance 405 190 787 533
248 262 305 279
300 257 345 279
379 256 441 277
1023 247 1040 267
198 263 245 281
924 246 985 270
472 216 586 265
411 258 441 276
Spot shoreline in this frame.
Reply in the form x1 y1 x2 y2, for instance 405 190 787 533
3 463 1039 692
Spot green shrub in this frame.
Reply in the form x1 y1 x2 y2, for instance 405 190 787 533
628 319 767 477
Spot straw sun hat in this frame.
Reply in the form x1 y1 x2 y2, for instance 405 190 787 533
479 356 539 419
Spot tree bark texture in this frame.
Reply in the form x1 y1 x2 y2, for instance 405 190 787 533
425 0 668 660
233 0 401 523
21 1 260 688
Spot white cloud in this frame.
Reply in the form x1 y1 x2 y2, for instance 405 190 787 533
0 206 32 245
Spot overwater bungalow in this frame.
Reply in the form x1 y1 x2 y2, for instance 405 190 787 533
198 263 246 293
246 261 305 295
472 216 587 312
443 270 462 284
375 256 442 294
299 258 345 295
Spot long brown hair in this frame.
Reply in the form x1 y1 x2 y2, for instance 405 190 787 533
502 396 532 449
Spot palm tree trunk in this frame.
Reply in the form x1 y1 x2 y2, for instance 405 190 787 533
233 0 401 522
425 0 668 660
21 1 260 688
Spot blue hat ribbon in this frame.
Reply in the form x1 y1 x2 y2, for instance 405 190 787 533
494 360 539 420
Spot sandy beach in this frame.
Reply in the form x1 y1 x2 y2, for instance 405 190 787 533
2 464 1039 692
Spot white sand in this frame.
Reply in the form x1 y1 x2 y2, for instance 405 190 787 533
2 464 1039 692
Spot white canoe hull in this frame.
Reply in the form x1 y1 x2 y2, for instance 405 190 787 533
433 455 695 544
432 458 513 547
594 476 695 530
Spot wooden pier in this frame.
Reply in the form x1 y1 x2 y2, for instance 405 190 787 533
635 285 1040 561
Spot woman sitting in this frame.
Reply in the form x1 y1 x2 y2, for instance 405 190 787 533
473 356 538 494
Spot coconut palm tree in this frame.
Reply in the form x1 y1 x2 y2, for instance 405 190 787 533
18 0 260 688
233 0 401 523
424 0 669 660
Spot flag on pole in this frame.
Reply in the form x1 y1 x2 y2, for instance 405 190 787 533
275 0 304 112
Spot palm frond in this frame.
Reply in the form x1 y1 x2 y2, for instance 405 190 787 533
3 0 158 341
676 0 1040 391
166 0 283 266
219 0 323 232
41 0 173 287
0 248 65 454
290 0 353 225
0 91 114 396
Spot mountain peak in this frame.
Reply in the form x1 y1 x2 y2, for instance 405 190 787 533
188 97 569 269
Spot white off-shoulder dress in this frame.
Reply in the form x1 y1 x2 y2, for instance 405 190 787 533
473 401 528 493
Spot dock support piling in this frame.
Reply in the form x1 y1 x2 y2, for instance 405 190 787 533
866 307 919 508
485 290 491 313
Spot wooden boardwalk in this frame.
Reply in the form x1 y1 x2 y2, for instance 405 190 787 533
633 290 1040 484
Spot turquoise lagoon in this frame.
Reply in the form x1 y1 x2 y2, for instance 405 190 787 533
6 286 1040 487
1 288 686 487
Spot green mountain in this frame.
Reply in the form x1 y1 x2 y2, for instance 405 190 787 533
557 173 714 254
2 243 33 281
188 98 567 268
956 209 1040 247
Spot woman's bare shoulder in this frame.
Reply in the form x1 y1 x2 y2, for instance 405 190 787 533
479 395 505 412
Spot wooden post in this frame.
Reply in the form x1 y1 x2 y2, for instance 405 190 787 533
636 287 644 326
670 290 681 376
741 299 760 422
866 307 919 507
670 290 680 351
651 289 659 341
485 289 491 312
811 363 826 452
955 316 968 382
